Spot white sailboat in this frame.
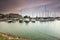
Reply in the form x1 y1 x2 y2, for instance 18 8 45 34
31 11 35 23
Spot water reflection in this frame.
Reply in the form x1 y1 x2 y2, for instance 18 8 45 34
0 20 60 40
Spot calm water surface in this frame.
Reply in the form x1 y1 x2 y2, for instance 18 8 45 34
0 20 60 40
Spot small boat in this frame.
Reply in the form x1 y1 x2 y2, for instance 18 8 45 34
31 19 35 23
56 17 60 20
49 18 55 21
7 20 15 23
24 18 30 23
40 18 49 22
19 19 23 23
40 17 55 22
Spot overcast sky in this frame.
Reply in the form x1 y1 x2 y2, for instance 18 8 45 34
0 0 60 17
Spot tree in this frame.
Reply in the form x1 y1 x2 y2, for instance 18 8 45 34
24 15 29 18
0 14 5 18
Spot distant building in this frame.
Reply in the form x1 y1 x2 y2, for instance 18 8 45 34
6 13 23 21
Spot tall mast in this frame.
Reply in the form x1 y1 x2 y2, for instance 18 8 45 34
44 5 46 17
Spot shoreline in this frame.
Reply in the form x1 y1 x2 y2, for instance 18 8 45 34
0 32 31 40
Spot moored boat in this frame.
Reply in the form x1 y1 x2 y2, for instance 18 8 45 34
24 18 30 23
19 19 23 23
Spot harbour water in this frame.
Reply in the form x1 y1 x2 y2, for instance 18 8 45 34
0 20 60 40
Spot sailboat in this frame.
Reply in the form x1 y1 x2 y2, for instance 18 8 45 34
31 11 35 23
19 10 23 23
23 15 30 23
39 6 48 22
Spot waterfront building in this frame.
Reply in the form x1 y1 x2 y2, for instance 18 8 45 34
6 13 23 21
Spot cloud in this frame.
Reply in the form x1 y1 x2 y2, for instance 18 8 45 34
0 0 60 14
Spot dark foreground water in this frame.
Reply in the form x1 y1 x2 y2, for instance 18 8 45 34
0 20 60 40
